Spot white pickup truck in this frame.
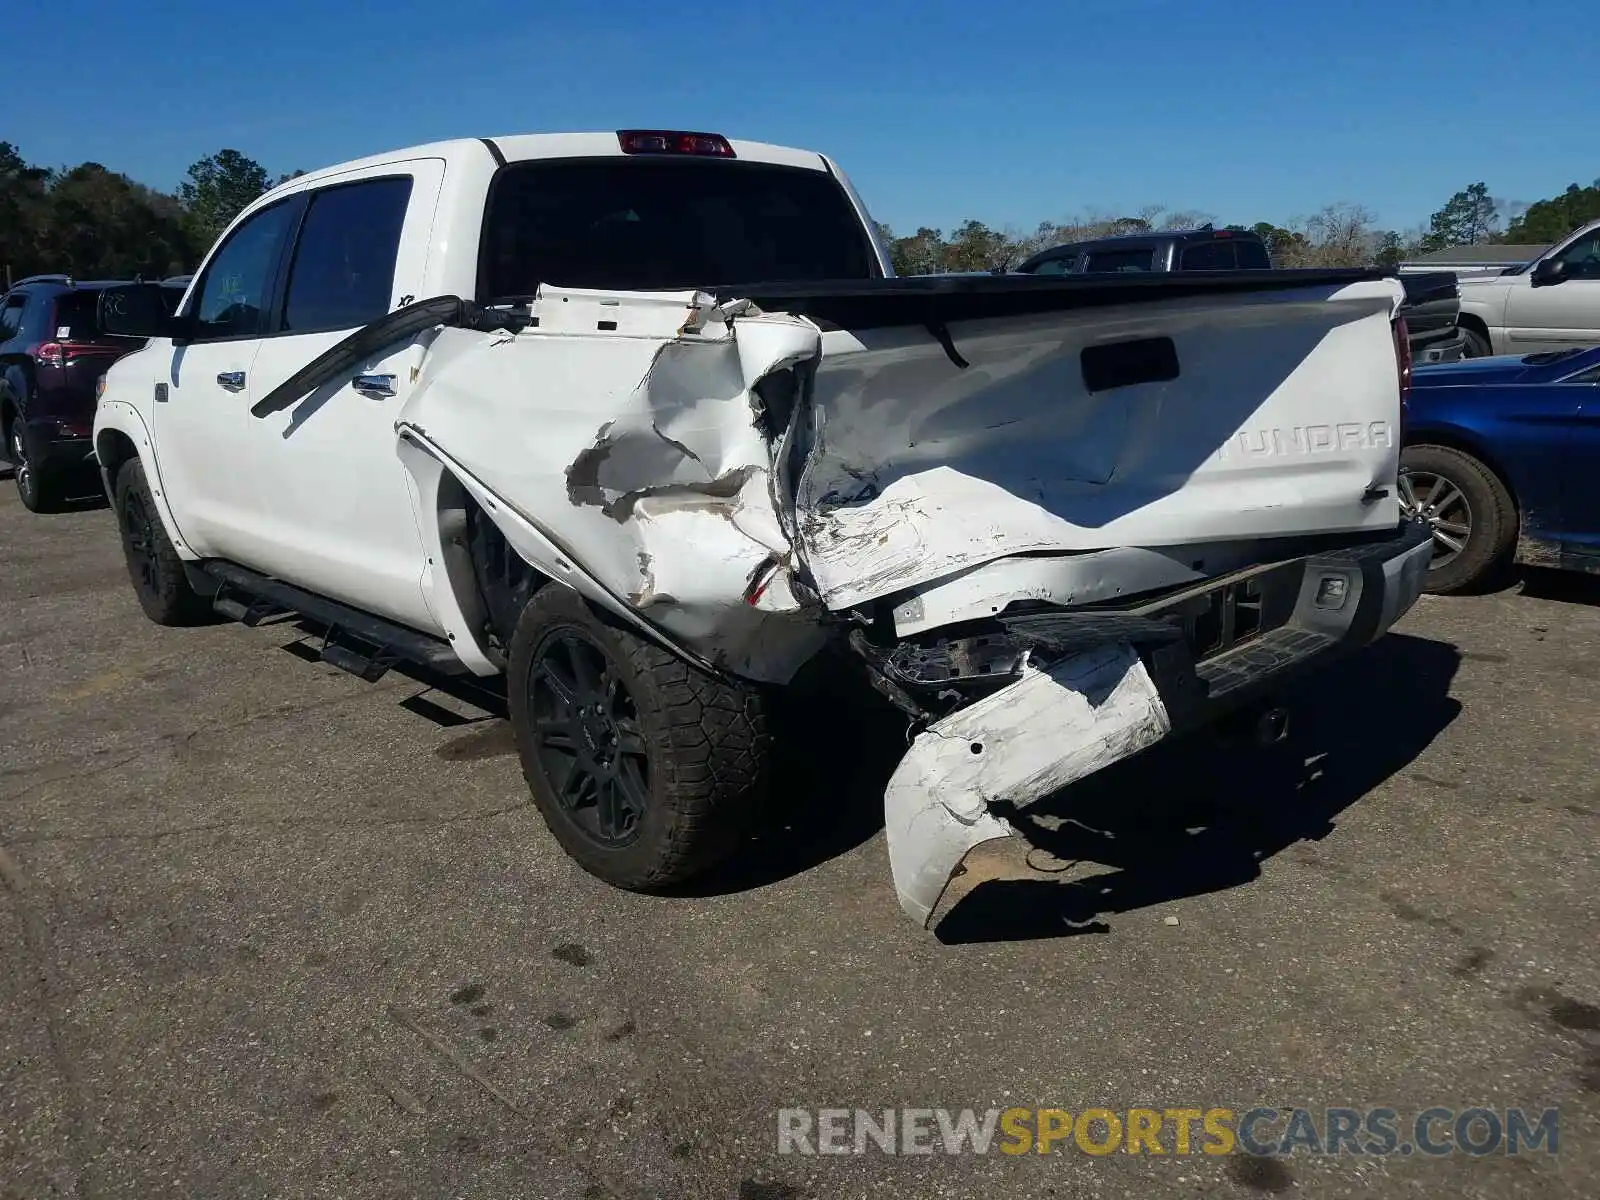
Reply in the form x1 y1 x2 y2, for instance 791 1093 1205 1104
93 129 1436 926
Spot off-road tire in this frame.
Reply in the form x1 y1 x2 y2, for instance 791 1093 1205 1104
507 585 771 890
1400 443 1516 595
113 458 211 625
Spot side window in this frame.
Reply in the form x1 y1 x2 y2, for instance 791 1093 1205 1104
1181 242 1239 271
1083 249 1155 273
1234 239 1272 269
0 296 26 339
191 201 300 341
1554 230 1600 280
1029 254 1078 276
281 177 413 333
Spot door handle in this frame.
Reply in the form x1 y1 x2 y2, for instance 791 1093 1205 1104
353 374 397 398
217 371 246 391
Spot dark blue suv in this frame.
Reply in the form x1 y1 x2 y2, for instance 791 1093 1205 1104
0 275 186 511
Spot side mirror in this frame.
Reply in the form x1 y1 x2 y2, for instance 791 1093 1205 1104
99 283 186 338
1530 258 1567 288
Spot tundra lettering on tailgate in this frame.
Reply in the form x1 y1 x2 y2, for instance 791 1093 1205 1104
1213 420 1394 462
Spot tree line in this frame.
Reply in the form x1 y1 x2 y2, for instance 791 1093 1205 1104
1 143 300 286
876 179 1600 276
4 138 1598 283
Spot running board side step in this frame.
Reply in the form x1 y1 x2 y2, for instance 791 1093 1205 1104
199 560 468 680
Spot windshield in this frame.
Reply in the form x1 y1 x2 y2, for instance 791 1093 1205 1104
478 158 880 301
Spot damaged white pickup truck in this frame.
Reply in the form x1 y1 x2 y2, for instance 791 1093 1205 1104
93 129 1438 926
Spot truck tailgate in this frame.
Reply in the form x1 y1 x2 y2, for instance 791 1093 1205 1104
783 278 1407 609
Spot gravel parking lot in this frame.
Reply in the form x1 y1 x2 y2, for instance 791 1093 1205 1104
2 478 1597 1200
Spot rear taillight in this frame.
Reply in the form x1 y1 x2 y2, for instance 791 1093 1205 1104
1392 317 1412 402
34 341 110 367
1392 317 1412 443
617 129 736 157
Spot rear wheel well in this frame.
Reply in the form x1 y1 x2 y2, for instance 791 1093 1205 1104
435 473 549 660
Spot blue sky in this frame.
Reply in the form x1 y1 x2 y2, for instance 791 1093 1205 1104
13 0 1597 237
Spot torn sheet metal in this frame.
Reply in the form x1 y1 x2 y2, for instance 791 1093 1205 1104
884 642 1172 926
398 288 827 683
796 279 1408 611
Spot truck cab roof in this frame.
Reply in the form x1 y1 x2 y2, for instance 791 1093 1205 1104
260 132 841 203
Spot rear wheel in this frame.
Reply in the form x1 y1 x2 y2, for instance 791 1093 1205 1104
1399 444 1516 594
113 458 211 625
7 416 67 513
507 585 770 889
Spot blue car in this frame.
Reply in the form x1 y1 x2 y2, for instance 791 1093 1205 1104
1401 345 1600 593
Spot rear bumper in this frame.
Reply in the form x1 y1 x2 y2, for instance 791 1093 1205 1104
1412 330 1467 364
24 418 95 473
883 519 1434 925
1146 517 1434 732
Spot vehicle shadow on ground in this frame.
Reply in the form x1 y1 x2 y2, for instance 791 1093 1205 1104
282 621 900 891
932 632 1463 944
286 623 901 891
0 464 109 511
1515 567 1600 608
662 648 910 896
277 618 512 724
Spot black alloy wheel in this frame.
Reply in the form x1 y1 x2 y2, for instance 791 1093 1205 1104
527 629 651 849
120 482 160 596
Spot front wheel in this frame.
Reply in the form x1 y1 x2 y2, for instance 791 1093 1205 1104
1398 444 1516 594
506 585 771 890
113 459 212 625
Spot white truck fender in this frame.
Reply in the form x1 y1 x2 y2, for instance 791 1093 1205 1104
94 401 195 561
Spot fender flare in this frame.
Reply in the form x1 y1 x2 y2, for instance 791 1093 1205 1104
94 401 196 560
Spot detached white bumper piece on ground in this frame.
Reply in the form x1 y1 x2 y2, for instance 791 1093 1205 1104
884 643 1171 926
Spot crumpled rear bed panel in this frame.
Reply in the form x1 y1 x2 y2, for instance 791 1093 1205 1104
796 281 1404 609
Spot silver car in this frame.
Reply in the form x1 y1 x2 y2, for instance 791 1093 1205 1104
1457 218 1600 355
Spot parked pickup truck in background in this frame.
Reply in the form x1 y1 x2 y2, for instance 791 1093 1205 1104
93 129 1436 927
1016 224 1466 364
1455 218 1600 356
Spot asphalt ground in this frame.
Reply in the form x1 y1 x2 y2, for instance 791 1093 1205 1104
1 473 1596 1199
